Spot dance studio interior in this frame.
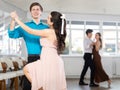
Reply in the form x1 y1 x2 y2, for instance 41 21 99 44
0 0 120 90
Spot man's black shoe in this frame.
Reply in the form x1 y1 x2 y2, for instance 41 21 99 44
89 83 99 87
79 82 88 85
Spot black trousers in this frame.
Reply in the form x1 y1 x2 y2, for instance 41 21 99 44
23 55 40 90
79 53 95 84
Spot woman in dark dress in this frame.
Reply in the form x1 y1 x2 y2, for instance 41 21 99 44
93 32 111 87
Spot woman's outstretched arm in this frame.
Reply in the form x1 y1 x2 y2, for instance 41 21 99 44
10 11 49 37
15 18 49 37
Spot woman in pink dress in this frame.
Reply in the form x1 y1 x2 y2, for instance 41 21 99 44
10 11 67 90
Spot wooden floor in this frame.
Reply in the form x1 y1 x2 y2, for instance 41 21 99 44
67 78 120 90
7 78 120 90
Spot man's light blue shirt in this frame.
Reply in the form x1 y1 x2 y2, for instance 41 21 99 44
8 20 49 55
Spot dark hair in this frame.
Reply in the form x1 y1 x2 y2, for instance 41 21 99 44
96 32 102 49
50 11 66 54
86 29 93 35
29 2 43 12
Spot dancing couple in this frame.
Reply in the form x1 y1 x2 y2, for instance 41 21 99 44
79 29 111 87
9 2 67 90
8 2 67 90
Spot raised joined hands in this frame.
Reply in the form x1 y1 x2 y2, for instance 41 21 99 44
10 11 19 20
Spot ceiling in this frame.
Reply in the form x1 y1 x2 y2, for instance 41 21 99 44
0 10 9 20
3 0 59 11
2 0 120 15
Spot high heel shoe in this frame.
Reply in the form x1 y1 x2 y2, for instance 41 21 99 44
108 80 111 88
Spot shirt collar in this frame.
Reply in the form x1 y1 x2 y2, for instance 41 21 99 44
30 20 43 25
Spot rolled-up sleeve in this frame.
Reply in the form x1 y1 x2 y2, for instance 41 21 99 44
8 26 23 38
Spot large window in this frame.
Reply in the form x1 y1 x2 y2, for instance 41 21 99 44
103 31 117 55
71 21 84 55
118 23 120 54
102 22 117 55
62 21 70 54
62 20 120 56
71 30 84 54
9 38 22 54
2 17 119 56
0 22 22 55
63 29 70 54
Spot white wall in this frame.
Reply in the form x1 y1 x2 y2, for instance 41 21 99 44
62 56 118 78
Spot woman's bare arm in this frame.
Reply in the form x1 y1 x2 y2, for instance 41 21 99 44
15 18 50 37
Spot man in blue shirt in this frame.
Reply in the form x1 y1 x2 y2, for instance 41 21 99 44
8 2 48 90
